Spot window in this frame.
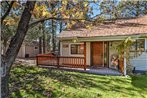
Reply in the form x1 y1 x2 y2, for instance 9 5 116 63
71 44 84 55
34 47 38 49
130 39 145 57
130 39 145 52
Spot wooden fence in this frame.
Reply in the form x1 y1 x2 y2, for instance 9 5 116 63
36 54 86 70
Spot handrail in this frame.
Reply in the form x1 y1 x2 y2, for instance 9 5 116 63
36 55 86 70
37 55 84 58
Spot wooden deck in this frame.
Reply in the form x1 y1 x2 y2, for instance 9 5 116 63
36 54 122 75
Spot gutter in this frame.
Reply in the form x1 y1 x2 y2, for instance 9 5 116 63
57 34 147 42
78 34 147 42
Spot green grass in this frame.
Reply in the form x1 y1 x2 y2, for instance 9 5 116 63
9 65 147 98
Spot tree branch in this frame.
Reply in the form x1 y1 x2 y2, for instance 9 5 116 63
6 1 10 6
1 1 15 24
29 17 93 27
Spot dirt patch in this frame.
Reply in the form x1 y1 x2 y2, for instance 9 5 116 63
14 58 36 66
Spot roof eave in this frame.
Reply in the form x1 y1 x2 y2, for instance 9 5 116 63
78 34 147 42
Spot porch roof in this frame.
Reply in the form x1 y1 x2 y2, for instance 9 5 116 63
58 15 147 39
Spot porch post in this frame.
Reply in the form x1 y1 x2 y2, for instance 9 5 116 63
103 41 104 67
57 56 60 68
124 52 127 76
36 56 39 66
84 42 86 70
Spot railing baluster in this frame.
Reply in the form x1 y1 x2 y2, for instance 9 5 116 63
71 58 73 67
37 55 85 69
73 58 74 66
75 58 76 67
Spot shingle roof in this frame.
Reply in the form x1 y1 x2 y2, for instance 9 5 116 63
58 15 147 38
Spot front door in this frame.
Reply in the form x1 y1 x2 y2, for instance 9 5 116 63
92 42 104 67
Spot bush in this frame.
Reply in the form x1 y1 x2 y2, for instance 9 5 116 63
126 65 134 75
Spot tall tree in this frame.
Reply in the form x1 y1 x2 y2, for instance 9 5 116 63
119 0 147 17
1 1 93 97
99 0 147 19
1 1 36 97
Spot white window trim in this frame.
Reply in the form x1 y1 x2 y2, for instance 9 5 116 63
69 43 84 57
145 38 147 51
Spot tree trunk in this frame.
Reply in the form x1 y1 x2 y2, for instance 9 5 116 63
1 1 15 24
52 19 55 52
136 1 140 17
1 56 10 98
43 32 46 53
1 1 36 98
1 75 9 98
51 4 56 52
58 21 62 55
39 37 42 54
42 22 46 54
3 39 8 56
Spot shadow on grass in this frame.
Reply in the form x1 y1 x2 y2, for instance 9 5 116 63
130 75 147 98
9 65 56 98
9 65 147 98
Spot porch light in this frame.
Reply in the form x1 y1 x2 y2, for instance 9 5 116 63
72 38 78 43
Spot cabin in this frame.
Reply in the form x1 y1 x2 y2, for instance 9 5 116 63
17 41 40 58
37 15 147 75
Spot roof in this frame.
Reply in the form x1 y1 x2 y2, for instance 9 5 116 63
58 15 147 39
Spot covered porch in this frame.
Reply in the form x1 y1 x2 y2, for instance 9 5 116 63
36 54 121 75
36 40 123 75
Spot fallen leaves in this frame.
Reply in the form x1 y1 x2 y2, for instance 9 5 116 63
43 91 52 97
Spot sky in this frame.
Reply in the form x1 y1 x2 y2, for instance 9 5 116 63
89 2 101 18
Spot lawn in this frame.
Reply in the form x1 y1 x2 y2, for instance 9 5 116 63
9 65 147 98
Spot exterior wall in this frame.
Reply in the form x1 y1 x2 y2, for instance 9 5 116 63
130 52 147 71
17 44 25 58
86 42 91 66
25 45 39 57
17 44 39 58
1 43 26 58
130 38 147 71
60 41 90 65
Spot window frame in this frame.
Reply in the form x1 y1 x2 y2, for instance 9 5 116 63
130 39 145 57
69 43 84 56
130 39 145 52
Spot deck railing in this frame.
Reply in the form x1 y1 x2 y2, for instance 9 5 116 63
36 54 86 70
